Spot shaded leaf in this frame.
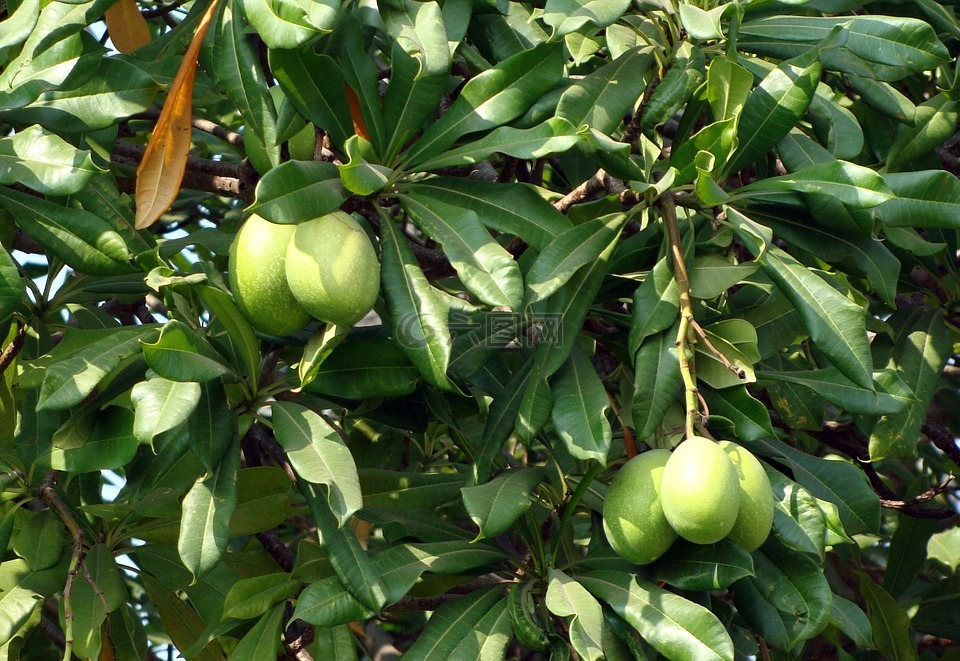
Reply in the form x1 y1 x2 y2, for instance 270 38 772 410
461 468 544 539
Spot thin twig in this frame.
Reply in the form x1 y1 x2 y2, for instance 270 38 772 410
690 319 746 380
922 417 960 467
553 169 626 213
0 322 26 377
133 108 244 147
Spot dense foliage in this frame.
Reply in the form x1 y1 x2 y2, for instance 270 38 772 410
2 0 960 657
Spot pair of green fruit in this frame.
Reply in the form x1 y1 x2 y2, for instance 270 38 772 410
603 436 775 565
229 212 381 336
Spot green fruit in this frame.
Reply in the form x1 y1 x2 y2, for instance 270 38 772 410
229 214 312 337
602 449 677 565
660 436 741 544
285 211 380 326
719 441 775 552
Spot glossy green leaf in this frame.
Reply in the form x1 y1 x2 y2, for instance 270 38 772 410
402 43 564 167
408 178 571 251
756 367 911 415
738 16 948 81
142 319 233 382
338 135 392 195
0 186 130 275
525 213 625 305
707 57 753 123
640 43 705 140
479 354 537 474
14 510 66 572
868 308 949 460
46 407 141 472
736 160 894 209
188 381 237 473
247 161 345 224
198 285 260 386
303 338 420 399
732 539 833 651
178 440 240 582
831 594 873 649
403 586 504 661
338 12 387 156
859 573 916 661
632 323 682 440
885 517 940 599
886 94 958 170
689 254 758 299
557 46 652 134
551 346 611 464
66 543 126 660
141 573 221 661
292 576 372 627
241 0 334 49
223 574 300 620
764 467 826 560
402 193 523 309
542 0 629 35
273 401 362 524
628 254 679 356
701 384 777 443
0 0 39 51
0 124 104 195
546 569 604 661
878 170 960 229
131 377 201 445
359 469 464 510
230 602 284 660
269 47 352 150
461 468 544 539
381 42 449 164
580 570 734 661
379 214 454 390
654 540 755 590
37 325 159 411
376 540 507 604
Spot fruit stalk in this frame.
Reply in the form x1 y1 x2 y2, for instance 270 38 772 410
661 194 699 438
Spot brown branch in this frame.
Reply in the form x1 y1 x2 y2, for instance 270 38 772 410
878 475 955 518
0 322 26 378
133 108 244 147
922 417 960 467
141 0 186 18
553 169 626 214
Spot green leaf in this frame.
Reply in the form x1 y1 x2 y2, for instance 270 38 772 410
807 83 864 160
525 213 626 305
0 124 104 195
379 214 454 390
884 517 940 599
859 573 916 661
628 254 679 356
764 467 826 560
38 325 159 411
886 94 958 170
303 337 420 399
229 602 285 660
381 42 449 164
14 510 67 572
272 401 362 524
556 47 653 135
580 570 734 661
46 407 141 472
446 596 513 660
188 381 237 473
240 0 333 49
178 440 240 582
831 594 873 649
689 254 758 299
542 0 630 36
338 12 387 156
141 573 221 661
701 384 777 443
878 170 960 229
402 193 523 309
679 3 731 40
66 543 126 660
732 539 833 651
0 248 23 326
913 576 960 640
756 367 911 415
223 574 301 620
358 469 465 510
131 377 201 445
631 323 682 440
142 320 233 382
461 468 544 539
478 354 538 475
0 186 130 275
738 16 949 81
727 54 820 174
0 559 64 648
846 74 915 125
653 540 755 590
546 569 604 661
247 161 346 224
337 135 393 195
727 208 873 389
694 319 758 389
198 285 260 387
269 47 352 150
416 117 582 171
736 160 894 209
868 308 949 460
292 578 372 627
0 0 39 52
707 57 754 123
402 586 505 661
402 43 564 167
551 346 611 464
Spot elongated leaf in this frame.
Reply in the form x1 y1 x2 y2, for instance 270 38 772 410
546 569 604 661
0 0 39 52
402 43 564 167
241 0 332 49
580 570 734 661
403 586 504 661
0 249 23 326
178 440 240 582
142 319 233 382
14 510 67 572
525 213 626 305
886 94 958 170
269 48 352 150
831 594 873 649
447 596 513 660
339 11 387 156
223 574 300 620
379 214 454 390
878 170 960 229
188 381 237 472
303 337 420 399
0 124 104 195
756 367 910 415
479 354 537 475
131 377 201 444
409 177 571 251
105 0 151 53
461 468 544 539
135 0 221 229
359 469 464 510
701 384 777 443
68 543 127 660
727 208 873 389
556 47 652 134
38 325 159 411
551 346 611 464
381 42 449 164
632 323 682 440
859 573 916 661
141 573 220 661
198 285 260 386
542 0 629 35
738 16 949 81
248 161 345 225
736 160 894 209
272 401 362 523
0 186 130 275
764 467 826 560
402 194 523 309
654 540 755 590
230 603 284 660
628 254 679 355
292 577 372 627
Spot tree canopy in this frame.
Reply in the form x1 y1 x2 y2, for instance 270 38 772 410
1 0 960 658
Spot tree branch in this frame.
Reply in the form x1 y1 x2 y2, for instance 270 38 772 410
553 169 626 213
0 322 26 378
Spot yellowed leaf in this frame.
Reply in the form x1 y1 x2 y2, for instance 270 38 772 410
105 0 152 55
134 0 221 230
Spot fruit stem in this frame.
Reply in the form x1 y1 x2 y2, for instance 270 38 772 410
661 194 699 439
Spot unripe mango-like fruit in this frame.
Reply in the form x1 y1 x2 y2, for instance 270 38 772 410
660 436 741 544
229 214 312 337
602 449 677 565
285 211 380 326
718 441 775 552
